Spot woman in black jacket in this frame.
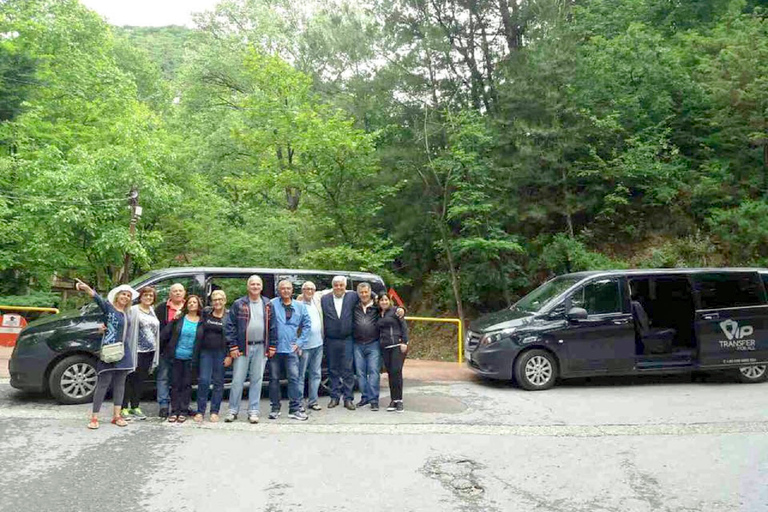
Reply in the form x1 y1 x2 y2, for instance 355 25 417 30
160 295 202 423
377 294 409 412
194 290 229 423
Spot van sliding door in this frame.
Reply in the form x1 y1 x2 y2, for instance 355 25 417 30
694 272 768 367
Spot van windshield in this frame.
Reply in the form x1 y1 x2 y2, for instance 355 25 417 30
512 275 583 313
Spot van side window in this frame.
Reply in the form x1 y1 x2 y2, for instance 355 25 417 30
570 279 621 315
278 274 335 295
151 276 203 305
697 272 764 310
206 274 275 306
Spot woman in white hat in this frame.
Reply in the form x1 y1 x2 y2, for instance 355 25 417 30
74 279 138 429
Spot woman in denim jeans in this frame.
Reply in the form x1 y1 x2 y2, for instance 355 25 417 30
194 290 229 423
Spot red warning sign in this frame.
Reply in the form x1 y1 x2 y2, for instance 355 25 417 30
0 313 27 347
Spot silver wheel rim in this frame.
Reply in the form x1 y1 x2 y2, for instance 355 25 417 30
740 365 767 380
525 355 553 386
61 362 97 399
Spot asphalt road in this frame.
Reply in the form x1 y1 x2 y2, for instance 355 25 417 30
0 372 767 512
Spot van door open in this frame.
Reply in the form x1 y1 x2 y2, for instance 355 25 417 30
694 271 768 367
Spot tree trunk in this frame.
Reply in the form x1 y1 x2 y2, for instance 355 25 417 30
498 0 522 53
442 228 465 328
562 167 574 237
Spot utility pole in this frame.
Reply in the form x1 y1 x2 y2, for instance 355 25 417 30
121 186 141 284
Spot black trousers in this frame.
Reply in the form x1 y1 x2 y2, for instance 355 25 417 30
381 344 406 401
171 358 193 415
123 351 153 409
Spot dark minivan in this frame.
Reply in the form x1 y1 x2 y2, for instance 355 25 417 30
466 268 768 390
9 267 387 404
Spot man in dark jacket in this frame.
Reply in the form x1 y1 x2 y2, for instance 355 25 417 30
224 275 274 424
154 282 186 418
321 276 359 410
353 282 382 410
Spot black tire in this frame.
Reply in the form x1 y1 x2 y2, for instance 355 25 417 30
49 354 99 404
736 365 768 384
514 349 558 391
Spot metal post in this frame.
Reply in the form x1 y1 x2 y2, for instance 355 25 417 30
121 186 139 284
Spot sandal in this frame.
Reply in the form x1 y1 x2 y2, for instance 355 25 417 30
177 415 187 423
193 413 203 423
111 416 128 427
87 418 99 430
209 413 219 423
167 415 178 423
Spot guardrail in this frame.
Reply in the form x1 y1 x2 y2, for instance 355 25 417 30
404 316 464 364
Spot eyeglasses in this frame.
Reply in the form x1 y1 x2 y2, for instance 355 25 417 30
212 298 225 302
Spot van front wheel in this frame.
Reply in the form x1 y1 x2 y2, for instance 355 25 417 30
736 365 768 384
49 355 98 404
515 350 558 391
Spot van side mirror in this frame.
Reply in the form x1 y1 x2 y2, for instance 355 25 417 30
548 304 566 319
567 307 588 321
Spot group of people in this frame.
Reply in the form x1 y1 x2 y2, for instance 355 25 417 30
74 274 408 429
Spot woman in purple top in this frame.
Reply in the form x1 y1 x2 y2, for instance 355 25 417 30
74 279 138 429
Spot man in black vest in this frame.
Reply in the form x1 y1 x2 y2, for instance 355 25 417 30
321 276 359 410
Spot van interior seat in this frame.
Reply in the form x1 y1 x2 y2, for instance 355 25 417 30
631 300 677 355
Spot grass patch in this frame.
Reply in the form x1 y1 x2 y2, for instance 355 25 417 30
406 321 461 361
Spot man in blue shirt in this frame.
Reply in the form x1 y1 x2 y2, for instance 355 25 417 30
268 280 311 421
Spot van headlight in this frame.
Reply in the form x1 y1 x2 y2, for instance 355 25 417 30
479 328 516 347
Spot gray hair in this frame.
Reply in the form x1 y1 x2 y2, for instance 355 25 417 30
277 279 293 289
247 274 263 285
169 283 185 292
302 281 316 290
332 275 347 287
356 282 371 292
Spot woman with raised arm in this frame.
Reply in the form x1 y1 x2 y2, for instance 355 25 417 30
161 295 202 423
377 294 409 413
74 279 138 429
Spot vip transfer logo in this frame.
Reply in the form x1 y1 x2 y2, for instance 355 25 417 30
718 319 756 350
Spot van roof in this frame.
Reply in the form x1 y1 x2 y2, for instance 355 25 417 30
139 267 386 282
563 267 768 279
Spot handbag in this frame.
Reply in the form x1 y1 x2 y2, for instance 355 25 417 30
100 342 125 363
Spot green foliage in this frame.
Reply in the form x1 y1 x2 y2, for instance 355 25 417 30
5 0 768 323
708 201 768 265
538 234 628 275
0 291 60 308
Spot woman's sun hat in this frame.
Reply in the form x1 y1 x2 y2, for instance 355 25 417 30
107 284 139 304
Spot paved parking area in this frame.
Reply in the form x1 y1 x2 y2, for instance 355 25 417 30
1 369 767 511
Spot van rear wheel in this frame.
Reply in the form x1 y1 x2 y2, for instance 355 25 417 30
736 365 768 384
515 349 558 391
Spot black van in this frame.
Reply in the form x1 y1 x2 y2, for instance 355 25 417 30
466 268 768 390
9 267 387 404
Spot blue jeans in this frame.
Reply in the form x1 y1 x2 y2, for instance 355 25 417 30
156 357 173 409
327 336 355 401
268 352 301 413
197 348 226 414
228 345 267 416
354 341 381 404
299 345 323 406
